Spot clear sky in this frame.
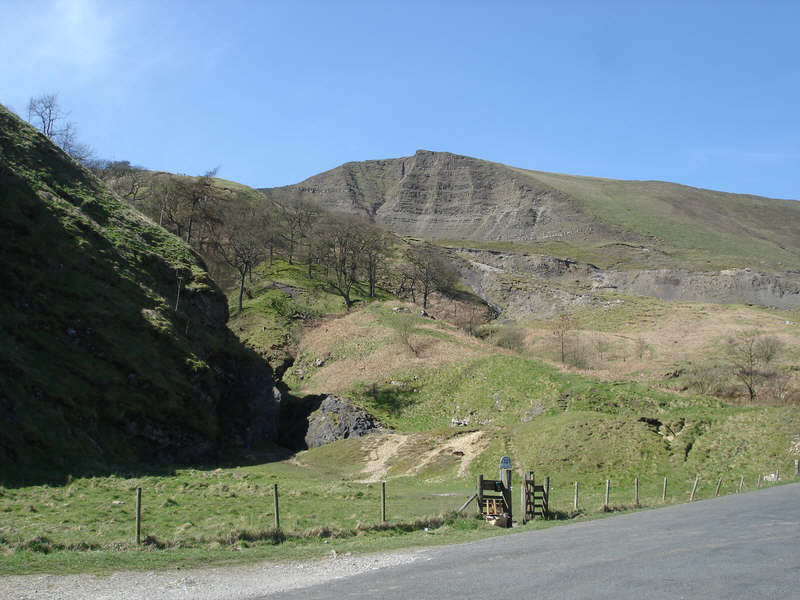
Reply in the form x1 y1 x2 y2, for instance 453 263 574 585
2 0 799 200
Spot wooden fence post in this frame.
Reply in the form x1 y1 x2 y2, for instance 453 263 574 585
381 481 387 522
135 487 142 545
573 481 578 511
738 475 744 493
273 483 280 530
689 476 699 502
501 468 512 523
775 468 779 482
477 474 484 515
795 459 799 478
604 479 610 509
662 476 667 502
520 472 530 523
543 476 550 518
714 478 722 497
457 493 478 514
756 474 761 488
634 477 639 506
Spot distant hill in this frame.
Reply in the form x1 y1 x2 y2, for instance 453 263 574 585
0 105 279 483
260 149 800 272
260 150 800 316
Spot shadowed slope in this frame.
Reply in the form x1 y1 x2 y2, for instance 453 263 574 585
0 105 277 483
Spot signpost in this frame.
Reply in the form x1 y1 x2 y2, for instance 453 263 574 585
499 456 511 480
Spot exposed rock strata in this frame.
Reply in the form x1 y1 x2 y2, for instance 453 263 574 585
457 248 800 318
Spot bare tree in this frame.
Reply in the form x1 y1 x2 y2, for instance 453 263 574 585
552 312 573 364
257 203 284 267
27 92 92 162
403 242 457 309
726 330 765 402
212 206 265 314
594 335 611 362
103 160 146 205
277 197 319 265
359 225 391 297
27 93 64 138
58 121 93 163
316 214 366 308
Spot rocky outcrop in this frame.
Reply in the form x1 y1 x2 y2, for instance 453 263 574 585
456 247 800 318
597 269 800 309
305 396 379 449
261 150 606 244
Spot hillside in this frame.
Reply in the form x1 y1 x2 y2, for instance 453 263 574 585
260 150 800 317
261 149 800 271
2 133 799 571
0 105 279 483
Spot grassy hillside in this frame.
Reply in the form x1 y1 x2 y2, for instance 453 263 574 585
0 105 275 483
517 168 800 270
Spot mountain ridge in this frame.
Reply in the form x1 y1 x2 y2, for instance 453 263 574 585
260 149 800 272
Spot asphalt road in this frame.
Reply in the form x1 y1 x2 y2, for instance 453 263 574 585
266 483 800 599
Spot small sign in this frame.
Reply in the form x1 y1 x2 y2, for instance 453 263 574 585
499 456 511 471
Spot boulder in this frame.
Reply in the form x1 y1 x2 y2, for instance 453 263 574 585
305 396 379 448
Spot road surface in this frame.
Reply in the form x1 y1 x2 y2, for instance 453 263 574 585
267 483 800 599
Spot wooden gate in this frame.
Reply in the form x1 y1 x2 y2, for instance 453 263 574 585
521 471 549 523
477 470 512 527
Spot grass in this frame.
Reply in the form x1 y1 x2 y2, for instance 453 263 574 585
514 167 800 271
3 425 797 575
228 259 396 370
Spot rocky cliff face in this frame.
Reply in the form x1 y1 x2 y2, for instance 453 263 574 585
0 105 279 481
262 150 612 244
457 248 800 318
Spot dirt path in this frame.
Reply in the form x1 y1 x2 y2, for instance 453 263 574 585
357 433 412 482
412 430 489 477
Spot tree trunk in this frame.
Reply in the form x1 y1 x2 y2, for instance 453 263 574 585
238 270 246 314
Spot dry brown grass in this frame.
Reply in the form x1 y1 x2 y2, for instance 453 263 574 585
300 310 386 357
523 303 800 385
294 301 495 394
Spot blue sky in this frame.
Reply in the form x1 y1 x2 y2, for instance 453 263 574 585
2 0 799 200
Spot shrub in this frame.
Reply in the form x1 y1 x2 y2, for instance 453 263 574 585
493 325 526 352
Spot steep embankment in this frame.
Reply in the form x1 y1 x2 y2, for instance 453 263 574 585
260 149 800 315
0 105 278 482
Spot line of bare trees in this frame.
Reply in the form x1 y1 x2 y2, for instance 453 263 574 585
91 161 458 314
24 92 460 316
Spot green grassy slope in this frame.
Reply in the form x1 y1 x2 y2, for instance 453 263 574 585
0 105 275 483
518 168 800 270
227 258 394 370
